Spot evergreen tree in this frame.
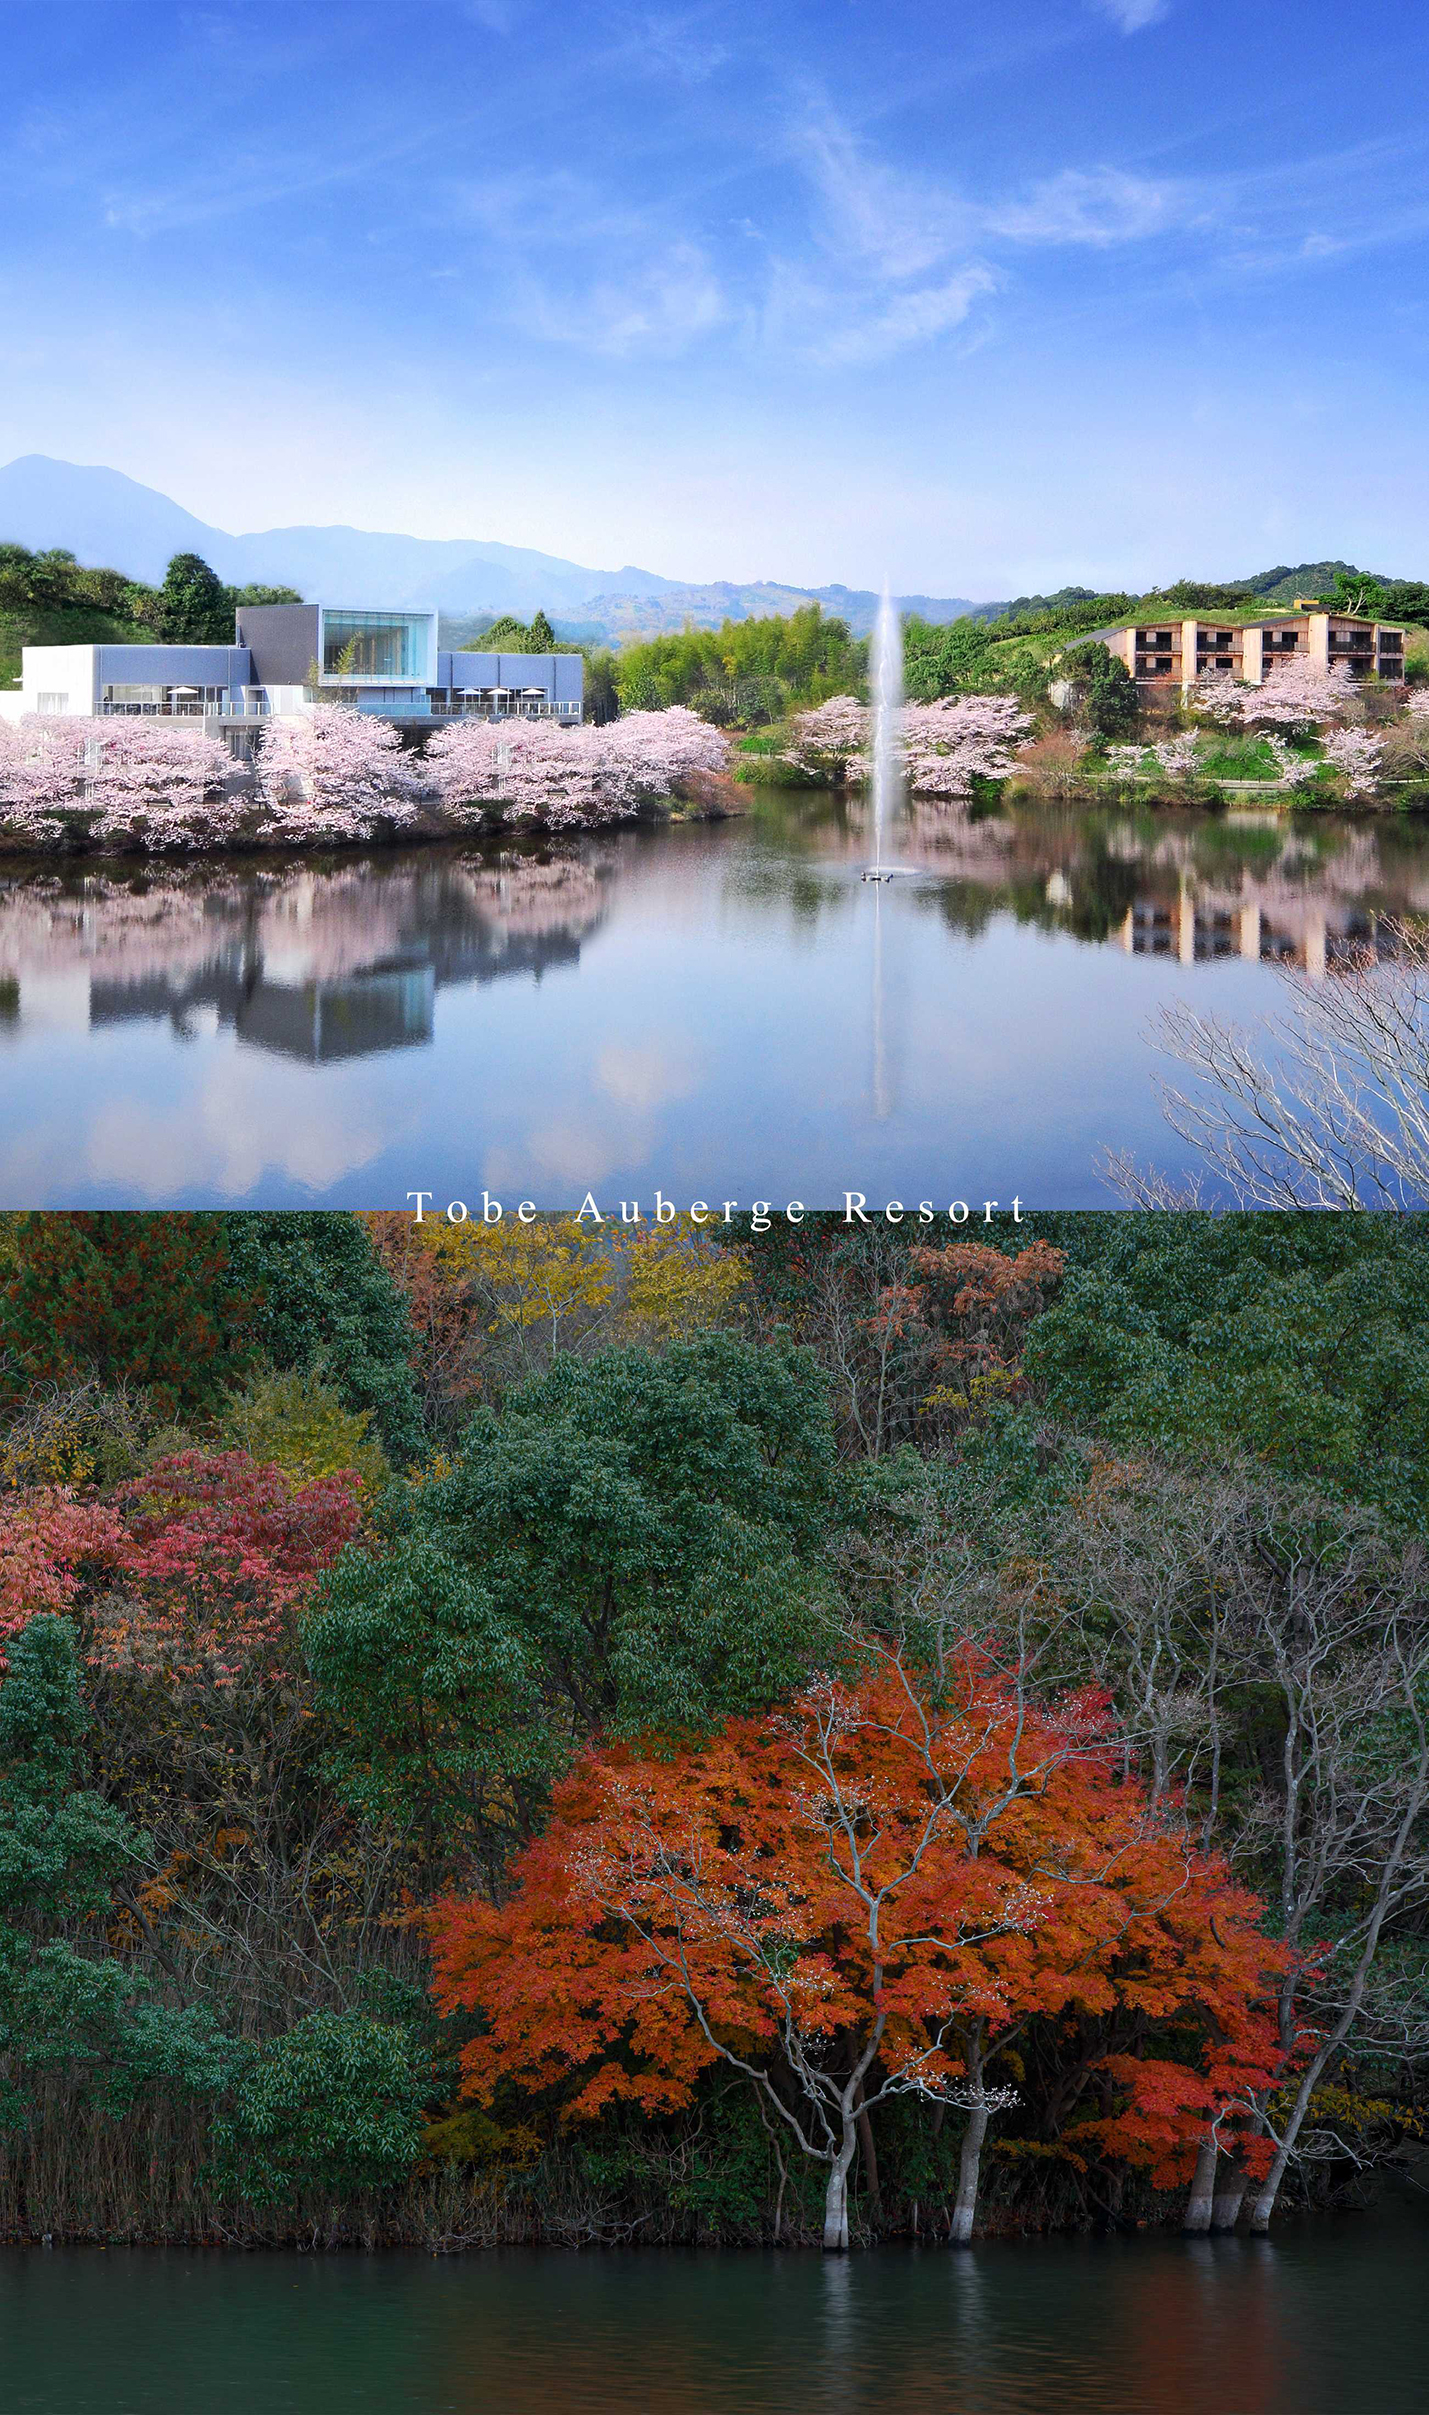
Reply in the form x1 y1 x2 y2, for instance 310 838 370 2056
1064 639 1138 737
0 1212 249 1418
223 1213 424 1464
156 552 232 643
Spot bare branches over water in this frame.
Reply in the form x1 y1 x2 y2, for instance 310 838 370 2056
1105 918 1429 1209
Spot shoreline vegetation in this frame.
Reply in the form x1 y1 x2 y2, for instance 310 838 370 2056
3 672 1426 861
5 547 1429 853
2 1211 1428 2252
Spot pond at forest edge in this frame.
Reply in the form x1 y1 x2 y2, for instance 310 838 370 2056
0 786 1426 1209
3 2202 1429 2414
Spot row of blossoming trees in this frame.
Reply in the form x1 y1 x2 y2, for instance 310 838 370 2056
783 661 1429 805
0 705 730 853
781 694 1033 796
8 1209 1422 2249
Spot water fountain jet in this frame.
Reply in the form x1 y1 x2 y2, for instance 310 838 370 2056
862 581 906 882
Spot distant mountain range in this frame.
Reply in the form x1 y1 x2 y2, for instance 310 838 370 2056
0 457 982 640
0 459 1399 647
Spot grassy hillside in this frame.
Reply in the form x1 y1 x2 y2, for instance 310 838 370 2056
0 607 156 693
0 543 301 697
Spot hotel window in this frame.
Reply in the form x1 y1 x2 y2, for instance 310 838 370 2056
322 610 431 680
36 692 68 714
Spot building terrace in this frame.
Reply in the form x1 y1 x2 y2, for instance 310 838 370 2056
0 602 584 733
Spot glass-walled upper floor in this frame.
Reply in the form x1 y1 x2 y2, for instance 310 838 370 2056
320 610 435 681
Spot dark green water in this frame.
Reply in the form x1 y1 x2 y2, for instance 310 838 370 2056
3 2213 1427 2413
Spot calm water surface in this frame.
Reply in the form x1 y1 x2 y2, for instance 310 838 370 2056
2 790 1426 1207
2 2211 1427 2413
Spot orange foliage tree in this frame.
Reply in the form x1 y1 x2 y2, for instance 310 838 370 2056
870 1239 1066 1427
430 1638 1284 2248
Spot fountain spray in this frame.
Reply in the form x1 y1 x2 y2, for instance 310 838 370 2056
864 581 903 882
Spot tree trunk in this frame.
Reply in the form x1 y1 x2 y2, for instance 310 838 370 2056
1211 2157 1248 2232
1183 2137 1217 2234
1250 2039 1337 2234
856 2101 881 2225
823 2133 856 2252
950 2099 989 2246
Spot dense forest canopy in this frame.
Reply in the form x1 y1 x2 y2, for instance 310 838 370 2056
1 1208 1426 2251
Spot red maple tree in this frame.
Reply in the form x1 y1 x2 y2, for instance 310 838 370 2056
430 1639 1285 2246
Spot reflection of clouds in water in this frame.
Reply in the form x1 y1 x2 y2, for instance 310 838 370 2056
483 1120 636 1193
85 1058 403 1197
2 806 1428 1209
477 1036 705 1193
4 1051 420 1203
595 1036 701 1113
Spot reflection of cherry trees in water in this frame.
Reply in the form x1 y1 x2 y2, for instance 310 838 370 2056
0 848 609 1002
897 796 1429 973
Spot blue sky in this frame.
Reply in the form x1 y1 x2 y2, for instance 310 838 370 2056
2 0 1426 594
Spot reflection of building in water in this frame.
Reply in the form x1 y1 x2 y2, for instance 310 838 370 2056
88 956 440 1063
901 799 1429 980
1115 890 1397 976
0 854 607 1062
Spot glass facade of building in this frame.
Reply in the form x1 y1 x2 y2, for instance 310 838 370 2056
321 611 432 680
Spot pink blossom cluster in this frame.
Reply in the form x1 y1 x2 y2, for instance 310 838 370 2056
1150 734 1202 779
1240 657 1355 729
780 696 872 780
1104 736 1202 782
1188 670 1243 725
1407 688 1429 719
900 697 1033 796
1262 736 1319 789
426 706 726 830
1319 727 1384 799
257 704 433 843
782 695 1031 795
0 716 237 851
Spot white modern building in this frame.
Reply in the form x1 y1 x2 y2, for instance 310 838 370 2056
0 603 584 728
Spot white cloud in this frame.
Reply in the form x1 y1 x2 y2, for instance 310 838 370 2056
619 10 732 85
1092 0 1171 29
775 108 1192 366
775 264 996 368
796 112 973 281
989 167 1188 245
527 242 728 357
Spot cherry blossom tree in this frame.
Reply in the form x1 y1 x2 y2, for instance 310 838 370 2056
426 706 726 831
781 697 872 782
1149 734 1202 781
1189 670 1244 725
901 697 1033 797
599 705 729 799
1320 727 1384 800
258 705 432 844
0 716 236 851
1264 735 1319 789
1241 658 1355 731
782 695 1030 797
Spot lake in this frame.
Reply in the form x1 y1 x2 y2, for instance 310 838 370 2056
2 2208 1427 2412
1 788 1426 1208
